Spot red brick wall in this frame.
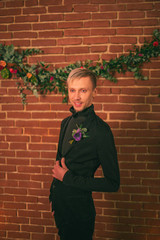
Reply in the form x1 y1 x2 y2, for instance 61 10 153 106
0 0 160 240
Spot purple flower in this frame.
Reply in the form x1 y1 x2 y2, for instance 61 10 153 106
73 128 82 141
69 125 88 144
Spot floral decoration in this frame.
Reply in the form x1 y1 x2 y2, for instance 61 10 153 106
69 125 88 144
0 29 160 104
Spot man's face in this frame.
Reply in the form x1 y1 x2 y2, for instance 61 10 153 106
68 77 97 112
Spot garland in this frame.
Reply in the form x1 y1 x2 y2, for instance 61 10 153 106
0 29 160 104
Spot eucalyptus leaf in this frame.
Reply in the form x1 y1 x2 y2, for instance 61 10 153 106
0 29 159 105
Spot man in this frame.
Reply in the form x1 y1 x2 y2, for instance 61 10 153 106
49 68 120 240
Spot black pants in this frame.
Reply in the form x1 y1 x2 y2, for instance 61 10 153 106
58 219 95 240
51 181 95 240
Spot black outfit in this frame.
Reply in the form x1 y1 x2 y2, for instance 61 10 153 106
49 105 120 240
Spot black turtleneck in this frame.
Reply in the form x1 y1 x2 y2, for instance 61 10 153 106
61 105 94 156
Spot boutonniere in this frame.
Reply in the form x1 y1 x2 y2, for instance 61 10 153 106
69 124 89 144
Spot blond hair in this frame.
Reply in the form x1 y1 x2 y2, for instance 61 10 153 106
67 68 97 89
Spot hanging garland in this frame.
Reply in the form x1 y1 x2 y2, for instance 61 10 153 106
0 29 160 104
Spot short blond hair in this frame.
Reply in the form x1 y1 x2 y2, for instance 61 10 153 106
67 68 97 89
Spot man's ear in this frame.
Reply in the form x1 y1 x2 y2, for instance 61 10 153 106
93 88 97 98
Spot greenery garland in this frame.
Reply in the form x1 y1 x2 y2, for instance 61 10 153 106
0 29 160 104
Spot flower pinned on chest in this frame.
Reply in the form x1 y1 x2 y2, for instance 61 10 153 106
69 124 88 144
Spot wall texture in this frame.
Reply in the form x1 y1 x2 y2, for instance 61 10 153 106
0 0 160 240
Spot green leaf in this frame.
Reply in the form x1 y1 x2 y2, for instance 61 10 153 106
1 68 10 79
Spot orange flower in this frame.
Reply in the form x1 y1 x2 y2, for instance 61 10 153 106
27 72 32 79
0 60 6 67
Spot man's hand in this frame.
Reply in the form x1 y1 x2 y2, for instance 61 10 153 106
52 158 68 181
50 202 54 216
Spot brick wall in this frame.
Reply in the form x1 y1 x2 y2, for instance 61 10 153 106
0 0 160 239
